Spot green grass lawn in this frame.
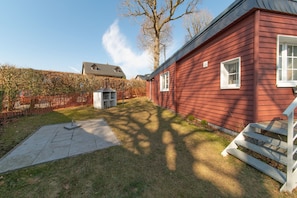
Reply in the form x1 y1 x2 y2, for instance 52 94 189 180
0 97 296 197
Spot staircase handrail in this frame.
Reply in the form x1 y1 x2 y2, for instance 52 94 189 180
281 97 297 193
283 97 297 117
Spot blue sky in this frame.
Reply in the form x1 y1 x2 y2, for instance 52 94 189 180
0 0 234 79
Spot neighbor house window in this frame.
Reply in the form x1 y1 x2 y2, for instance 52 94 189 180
91 64 99 70
160 72 169 91
114 67 122 73
220 57 241 89
277 35 297 87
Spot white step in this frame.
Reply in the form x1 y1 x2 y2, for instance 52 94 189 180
250 123 287 136
235 140 287 165
243 131 288 150
227 148 286 184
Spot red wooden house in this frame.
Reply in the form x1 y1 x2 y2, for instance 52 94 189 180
146 0 297 192
147 0 297 133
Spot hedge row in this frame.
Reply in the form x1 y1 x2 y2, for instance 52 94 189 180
0 65 146 112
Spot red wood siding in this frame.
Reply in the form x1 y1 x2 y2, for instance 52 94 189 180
148 10 297 133
174 14 256 132
148 14 255 132
159 64 176 110
148 64 176 111
257 11 297 121
146 81 151 98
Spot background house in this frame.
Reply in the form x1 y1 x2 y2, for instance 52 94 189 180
135 74 150 81
82 62 126 79
146 0 297 133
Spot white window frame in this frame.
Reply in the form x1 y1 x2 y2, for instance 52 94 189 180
160 71 169 92
220 57 241 89
277 35 297 87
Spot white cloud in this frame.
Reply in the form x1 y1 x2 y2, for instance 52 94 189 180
69 66 81 73
102 20 151 79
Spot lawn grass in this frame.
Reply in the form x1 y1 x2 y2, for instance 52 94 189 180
0 97 296 197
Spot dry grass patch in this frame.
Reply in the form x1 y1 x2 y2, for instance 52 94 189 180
0 97 296 197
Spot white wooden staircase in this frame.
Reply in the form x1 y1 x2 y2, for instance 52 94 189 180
222 98 297 193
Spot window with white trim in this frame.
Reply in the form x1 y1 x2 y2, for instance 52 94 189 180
277 35 297 87
220 57 241 89
160 72 169 92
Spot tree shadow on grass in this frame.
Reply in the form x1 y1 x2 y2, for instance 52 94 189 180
0 98 294 197
96 98 280 197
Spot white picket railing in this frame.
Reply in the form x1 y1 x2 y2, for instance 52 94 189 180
281 97 297 193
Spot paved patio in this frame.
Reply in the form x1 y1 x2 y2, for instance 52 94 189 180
0 119 120 174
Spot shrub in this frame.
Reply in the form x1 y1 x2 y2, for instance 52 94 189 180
187 114 195 122
200 119 208 127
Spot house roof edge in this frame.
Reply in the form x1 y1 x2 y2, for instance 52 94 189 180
148 0 297 80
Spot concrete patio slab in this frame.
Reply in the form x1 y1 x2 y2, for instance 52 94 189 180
0 119 120 174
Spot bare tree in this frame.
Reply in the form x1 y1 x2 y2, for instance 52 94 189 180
122 0 200 70
183 9 213 42
138 17 172 68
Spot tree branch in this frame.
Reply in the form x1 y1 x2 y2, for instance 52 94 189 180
122 0 200 70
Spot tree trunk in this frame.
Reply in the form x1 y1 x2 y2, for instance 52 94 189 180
153 37 160 70
0 90 4 112
29 97 38 110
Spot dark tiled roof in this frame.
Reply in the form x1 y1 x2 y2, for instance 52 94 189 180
135 74 150 80
82 62 126 78
149 0 297 79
